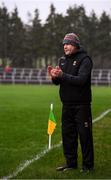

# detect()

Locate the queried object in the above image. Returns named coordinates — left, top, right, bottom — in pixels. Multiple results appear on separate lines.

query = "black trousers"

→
left=61, top=103, right=94, bottom=168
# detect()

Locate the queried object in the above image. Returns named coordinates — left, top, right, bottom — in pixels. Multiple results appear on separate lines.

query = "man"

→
left=48, top=33, right=94, bottom=173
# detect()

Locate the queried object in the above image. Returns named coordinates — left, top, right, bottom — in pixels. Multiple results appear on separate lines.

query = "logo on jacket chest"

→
left=73, top=60, right=77, bottom=66
left=61, top=62, right=65, bottom=66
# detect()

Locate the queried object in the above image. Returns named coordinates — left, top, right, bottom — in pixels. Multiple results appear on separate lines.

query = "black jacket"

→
left=52, top=48, right=93, bottom=104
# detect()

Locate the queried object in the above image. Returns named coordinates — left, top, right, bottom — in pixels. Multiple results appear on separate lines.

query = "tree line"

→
left=0, top=3, right=111, bottom=68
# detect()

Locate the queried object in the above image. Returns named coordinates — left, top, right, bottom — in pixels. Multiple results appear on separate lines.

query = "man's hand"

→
left=47, top=65, right=63, bottom=78
left=55, top=66, right=63, bottom=77
left=47, top=65, right=52, bottom=76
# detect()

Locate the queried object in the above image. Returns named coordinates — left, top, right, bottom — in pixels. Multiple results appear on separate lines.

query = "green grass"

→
left=92, top=86, right=111, bottom=117
left=0, top=85, right=111, bottom=179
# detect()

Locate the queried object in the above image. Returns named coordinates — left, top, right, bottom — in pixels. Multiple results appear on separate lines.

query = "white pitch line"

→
left=2, top=143, right=62, bottom=180
left=93, top=109, right=111, bottom=123
left=2, top=108, right=111, bottom=180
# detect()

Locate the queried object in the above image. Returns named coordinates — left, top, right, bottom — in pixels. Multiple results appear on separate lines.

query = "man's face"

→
left=64, top=44, right=77, bottom=55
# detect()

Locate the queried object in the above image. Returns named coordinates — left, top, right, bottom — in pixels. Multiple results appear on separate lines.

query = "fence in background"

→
left=0, top=68, right=111, bottom=86
left=91, top=69, right=111, bottom=86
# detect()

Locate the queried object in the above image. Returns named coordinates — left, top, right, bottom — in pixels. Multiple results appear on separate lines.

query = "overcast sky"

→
left=0, top=0, right=111, bottom=24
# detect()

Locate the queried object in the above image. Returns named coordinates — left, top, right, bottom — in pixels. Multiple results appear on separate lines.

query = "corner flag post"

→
left=48, top=103, right=53, bottom=149
left=49, top=133, right=51, bottom=150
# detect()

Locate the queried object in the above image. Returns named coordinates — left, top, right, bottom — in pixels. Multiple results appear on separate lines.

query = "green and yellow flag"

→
left=47, top=104, right=56, bottom=135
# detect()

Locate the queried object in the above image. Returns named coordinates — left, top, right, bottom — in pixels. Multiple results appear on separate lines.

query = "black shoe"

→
left=56, top=165, right=77, bottom=172
left=80, top=167, right=94, bottom=174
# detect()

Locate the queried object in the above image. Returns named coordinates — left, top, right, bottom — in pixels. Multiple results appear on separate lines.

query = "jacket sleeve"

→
left=61, top=57, right=93, bottom=86
left=52, top=77, right=61, bottom=85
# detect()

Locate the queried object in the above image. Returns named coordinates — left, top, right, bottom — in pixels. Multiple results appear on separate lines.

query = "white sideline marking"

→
left=2, top=143, right=62, bottom=180
left=2, top=109, right=111, bottom=180
left=93, top=109, right=111, bottom=123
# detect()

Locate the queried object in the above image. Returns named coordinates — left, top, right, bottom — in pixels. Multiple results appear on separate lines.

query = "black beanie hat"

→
left=63, top=33, right=80, bottom=47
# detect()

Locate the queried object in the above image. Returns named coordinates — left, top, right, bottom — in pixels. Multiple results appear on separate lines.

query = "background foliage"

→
left=0, top=3, right=111, bottom=68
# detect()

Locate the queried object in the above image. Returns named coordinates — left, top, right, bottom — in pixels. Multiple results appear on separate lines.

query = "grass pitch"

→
left=0, top=85, right=111, bottom=179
